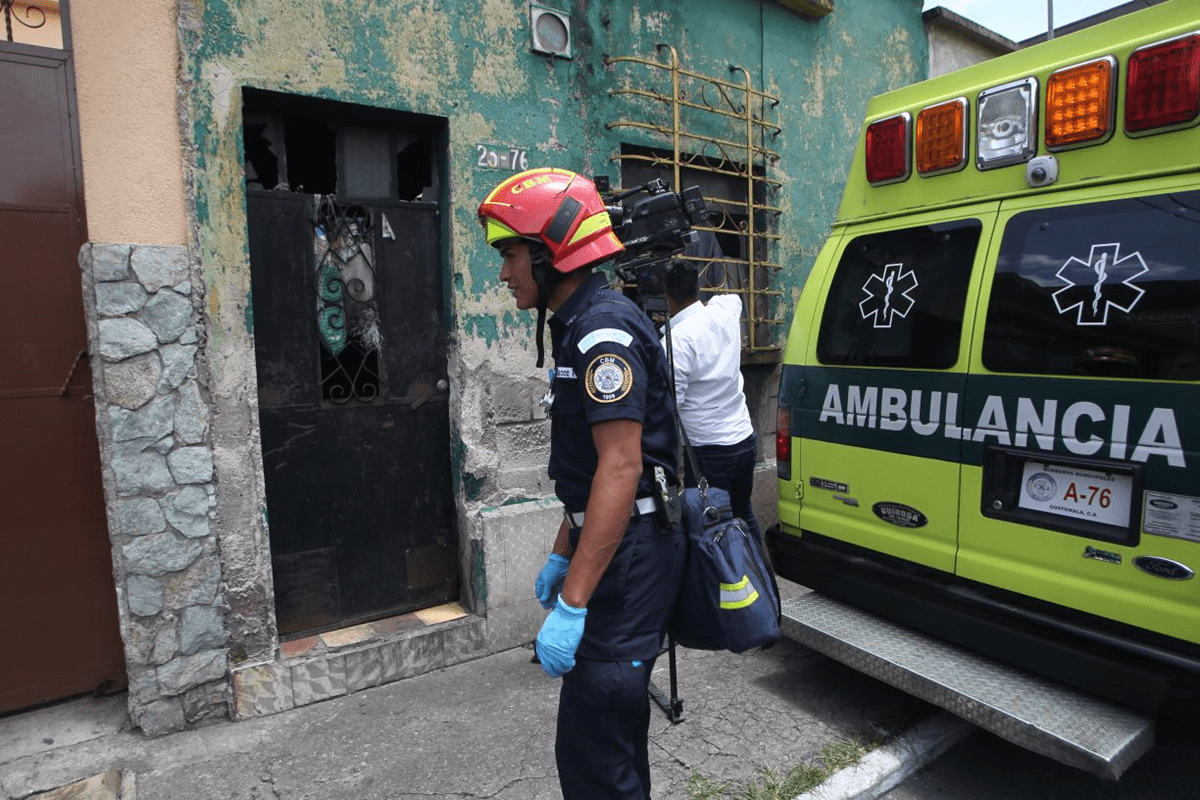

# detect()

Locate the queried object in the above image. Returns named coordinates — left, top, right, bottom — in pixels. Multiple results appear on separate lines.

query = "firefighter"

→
left=478, top=167, right=686, bottom=799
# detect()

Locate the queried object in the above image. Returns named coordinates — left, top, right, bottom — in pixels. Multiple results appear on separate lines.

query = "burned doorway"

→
left=243, top=89, right=456, bottom=637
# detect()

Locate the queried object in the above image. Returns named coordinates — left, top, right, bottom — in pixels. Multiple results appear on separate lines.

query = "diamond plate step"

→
left=781, top=592, right=1154, bottom=780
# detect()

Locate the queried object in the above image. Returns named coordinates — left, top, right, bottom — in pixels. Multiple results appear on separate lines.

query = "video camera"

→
left=595, top=177, right=710, bottom=313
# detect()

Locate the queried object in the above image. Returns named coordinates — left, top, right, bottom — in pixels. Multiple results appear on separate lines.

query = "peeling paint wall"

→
left=176, top=0, right=924, bottom=645
left=70, top=0, right=927, bottom=733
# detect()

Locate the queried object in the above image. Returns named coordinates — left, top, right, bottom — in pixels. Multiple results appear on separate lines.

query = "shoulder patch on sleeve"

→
left=578, top=327, right=634, bottom=354
left=585, top=354, right=634, bottom=403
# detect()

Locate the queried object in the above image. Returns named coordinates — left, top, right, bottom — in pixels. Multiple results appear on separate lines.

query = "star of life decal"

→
left=1051, top=243, right=1148, bottom=326
left=859, top=263, right=918, bottom=329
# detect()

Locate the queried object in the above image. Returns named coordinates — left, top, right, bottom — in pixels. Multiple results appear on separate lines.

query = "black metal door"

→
left=248, top=191, right=456, bottom=636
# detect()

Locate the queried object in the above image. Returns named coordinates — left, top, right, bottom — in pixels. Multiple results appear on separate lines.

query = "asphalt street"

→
left=8, top=576, right=1194, bottom=800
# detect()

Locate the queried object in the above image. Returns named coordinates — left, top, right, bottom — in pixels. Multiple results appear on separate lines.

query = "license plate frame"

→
left=981, top=447, right=1143, bottom=546
left=1018, top=462, right=1134, bottom=528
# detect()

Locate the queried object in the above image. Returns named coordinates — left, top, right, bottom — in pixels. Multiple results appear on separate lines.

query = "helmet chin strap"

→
left=529, top=246, right=562, bottom=369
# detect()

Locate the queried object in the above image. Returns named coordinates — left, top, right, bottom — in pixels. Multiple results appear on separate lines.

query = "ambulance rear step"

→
left=781, top=591, right=1155, bottom=780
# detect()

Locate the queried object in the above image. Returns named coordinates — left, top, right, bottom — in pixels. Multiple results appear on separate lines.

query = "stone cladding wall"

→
left=79, top=243, right=228, bottom=735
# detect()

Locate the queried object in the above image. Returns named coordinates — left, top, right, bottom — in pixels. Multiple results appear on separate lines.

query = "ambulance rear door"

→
left=957, top=178, right=1200, bottom=647
left=794, top=203, right=998, bottom=573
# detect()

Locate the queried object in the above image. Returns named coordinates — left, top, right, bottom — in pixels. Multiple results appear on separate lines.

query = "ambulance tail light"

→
left=864, top=112, right=911, bottom=185
left=916, top=98, right=968, bottom=175
left=1045, top=56, right=1116, bottom=150
left=1125, top=32, right=1200, bottom=135
left=776, top=403, right=792, bottom=481
left=976, top=77, right=1038, bottom=170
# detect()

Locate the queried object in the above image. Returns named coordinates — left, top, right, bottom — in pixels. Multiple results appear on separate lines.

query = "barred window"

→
left=606, top=46, right=783, bottom=360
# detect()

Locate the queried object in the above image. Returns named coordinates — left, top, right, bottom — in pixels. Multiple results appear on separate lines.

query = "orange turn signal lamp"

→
left=916, top=98, right=968, bottom=175
left=1046, top=56, right=1116, bottom=149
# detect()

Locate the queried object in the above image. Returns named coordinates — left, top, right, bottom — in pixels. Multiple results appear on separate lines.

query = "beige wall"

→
left=925, top=12, right=1017, bottom=80
left=71, top=0, right=187, bottom=245
left=926, top=25, right=1010, bottom=78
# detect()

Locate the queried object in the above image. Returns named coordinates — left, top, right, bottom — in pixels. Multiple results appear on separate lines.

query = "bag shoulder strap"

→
left=662, top=312, right=711, bottom=504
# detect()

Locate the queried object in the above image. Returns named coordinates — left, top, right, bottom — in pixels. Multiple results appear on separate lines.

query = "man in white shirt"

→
left=661, top=263, right=761, bottom=541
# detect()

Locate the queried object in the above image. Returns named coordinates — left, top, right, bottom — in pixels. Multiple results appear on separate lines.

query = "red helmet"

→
left=478, top=167, right=624, bottom=274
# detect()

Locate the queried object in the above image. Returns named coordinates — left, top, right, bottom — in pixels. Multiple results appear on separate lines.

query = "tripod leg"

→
left=647, top=633, right=685, bottom=723
left=666, top=633, right=684, bottom=722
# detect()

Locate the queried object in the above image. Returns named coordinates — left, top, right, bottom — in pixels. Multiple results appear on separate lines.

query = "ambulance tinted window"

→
left=983, top=191, right=1200, bottom=381
left=817, top=220, right=980, bottom=368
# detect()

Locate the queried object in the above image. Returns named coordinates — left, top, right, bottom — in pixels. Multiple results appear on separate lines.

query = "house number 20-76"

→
left=476, top=144, right=529, bottom=172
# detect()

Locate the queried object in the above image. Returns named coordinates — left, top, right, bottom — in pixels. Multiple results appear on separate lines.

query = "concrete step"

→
left=781, top=592, right=1154, bottom=780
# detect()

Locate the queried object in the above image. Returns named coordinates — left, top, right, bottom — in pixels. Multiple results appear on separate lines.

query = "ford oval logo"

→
left=872, top=502, right=927, bottom=529
left=1133, top=556, right=1194, bottom=581
left=1148, top=498, right=1178, bottom=510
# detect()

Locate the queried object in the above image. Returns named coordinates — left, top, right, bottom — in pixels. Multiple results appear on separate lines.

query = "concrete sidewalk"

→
left=1, top=632, right=936, bottom=800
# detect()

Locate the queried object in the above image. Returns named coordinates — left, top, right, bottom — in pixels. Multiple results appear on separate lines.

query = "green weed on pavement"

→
left=685, top=738, right=874, bottom=800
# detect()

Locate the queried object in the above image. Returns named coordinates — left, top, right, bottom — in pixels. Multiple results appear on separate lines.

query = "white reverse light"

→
left=977, top=77, right=1039, bottom=170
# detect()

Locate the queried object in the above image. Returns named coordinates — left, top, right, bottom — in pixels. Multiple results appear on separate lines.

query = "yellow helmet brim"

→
left=482, top=217, right=520, bottom=247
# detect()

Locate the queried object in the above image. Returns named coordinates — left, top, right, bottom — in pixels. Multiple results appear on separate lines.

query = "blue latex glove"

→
left=536, top=595, right=587, bottom=678
left=535, top=553, right=571, bottom=609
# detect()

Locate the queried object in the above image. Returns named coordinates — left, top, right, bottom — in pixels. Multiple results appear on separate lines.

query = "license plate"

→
left=1018, top=461, right=1133, bottom=529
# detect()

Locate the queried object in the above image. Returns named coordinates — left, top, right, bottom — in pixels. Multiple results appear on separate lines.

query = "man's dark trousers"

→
left=683, top=432, right=761, bottom=542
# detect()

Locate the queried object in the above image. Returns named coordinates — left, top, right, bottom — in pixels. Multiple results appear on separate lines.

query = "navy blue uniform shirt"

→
left=546, top=270, right=679, bottom=512
left=545, top=270, right=684, bottom=661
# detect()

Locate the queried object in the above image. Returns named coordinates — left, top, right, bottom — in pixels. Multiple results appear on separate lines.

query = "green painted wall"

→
left=181, top=0, right=926, bottom=356
left=176, top=0, right=927, bottom=664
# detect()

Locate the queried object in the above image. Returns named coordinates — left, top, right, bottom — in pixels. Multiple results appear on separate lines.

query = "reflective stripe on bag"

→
left=719, top=575, right=760, bottom=610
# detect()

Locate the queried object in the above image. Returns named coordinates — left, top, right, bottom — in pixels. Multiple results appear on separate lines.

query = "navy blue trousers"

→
left=556, top=657, right=656, bottom=800
left=555, top=511, right=683, bottom=798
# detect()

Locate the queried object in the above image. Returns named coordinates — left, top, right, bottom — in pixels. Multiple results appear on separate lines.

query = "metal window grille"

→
left=2, top=0, right=63, bottom=48
left=606, top=44, right=783, bottom=359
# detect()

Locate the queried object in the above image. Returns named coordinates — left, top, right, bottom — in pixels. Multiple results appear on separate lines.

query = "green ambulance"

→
left=769, top=0, right=1200, bottom=722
